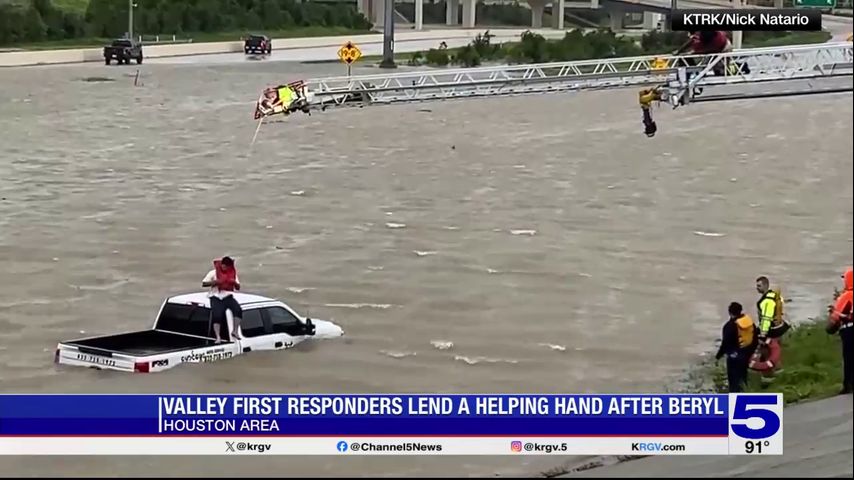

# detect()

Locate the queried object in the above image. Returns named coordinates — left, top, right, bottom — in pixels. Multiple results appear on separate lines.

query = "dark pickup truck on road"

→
left=104, top=38, right=143, bottom=65
left=244, top=34, right=272, bottom=55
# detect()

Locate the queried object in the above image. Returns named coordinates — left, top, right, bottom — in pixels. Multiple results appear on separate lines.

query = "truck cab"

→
left=55, top=292, right=343, bottom=373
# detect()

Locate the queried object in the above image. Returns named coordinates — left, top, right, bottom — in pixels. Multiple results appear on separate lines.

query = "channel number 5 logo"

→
left=728, top=394, right=783, bottom=455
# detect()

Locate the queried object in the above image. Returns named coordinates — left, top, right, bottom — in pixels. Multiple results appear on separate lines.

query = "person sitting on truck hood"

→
left=202, top=256, right=243, bottom=343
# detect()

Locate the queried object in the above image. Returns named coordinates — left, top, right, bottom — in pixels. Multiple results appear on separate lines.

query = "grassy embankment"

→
left=694, top=288, right=847, bottom=405
left=711, top=322, right=844, bottom=404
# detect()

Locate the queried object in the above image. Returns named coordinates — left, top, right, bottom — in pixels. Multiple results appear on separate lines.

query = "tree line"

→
left=0, top=0, right=372, bottom=46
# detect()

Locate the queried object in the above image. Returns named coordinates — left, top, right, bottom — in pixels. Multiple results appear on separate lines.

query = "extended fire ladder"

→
left=257, top=42, right=852, bottom=135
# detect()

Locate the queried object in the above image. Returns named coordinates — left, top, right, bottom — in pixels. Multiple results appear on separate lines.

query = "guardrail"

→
left=137, top=35, right=194, bottom=45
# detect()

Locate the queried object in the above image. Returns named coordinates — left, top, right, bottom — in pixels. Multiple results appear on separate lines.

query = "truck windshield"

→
left=155, top=303, right=213, bottom=338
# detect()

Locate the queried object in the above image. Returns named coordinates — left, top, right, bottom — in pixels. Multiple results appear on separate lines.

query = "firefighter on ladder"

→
left=638, top=87, right=663, bottom=137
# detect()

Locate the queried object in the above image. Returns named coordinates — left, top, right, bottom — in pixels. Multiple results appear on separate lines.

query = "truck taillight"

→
left=134, top=361, right=150, bottom=373
left=54, top=349, right=60, bottom=363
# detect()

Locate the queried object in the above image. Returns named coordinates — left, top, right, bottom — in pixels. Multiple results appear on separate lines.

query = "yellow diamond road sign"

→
left=651, top=57, right=668, bottom=71
left=338, top=41, right=362, bottom=65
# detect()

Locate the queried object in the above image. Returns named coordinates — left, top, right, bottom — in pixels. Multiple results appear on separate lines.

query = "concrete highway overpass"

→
left=358, top=0, right=852, bottom=34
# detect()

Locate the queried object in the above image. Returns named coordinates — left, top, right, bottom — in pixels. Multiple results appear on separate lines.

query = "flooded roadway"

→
left=0, top=56, right=851, bottom=477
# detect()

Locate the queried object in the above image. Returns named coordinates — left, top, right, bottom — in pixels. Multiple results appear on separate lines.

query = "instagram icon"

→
left=510, top=441, right=523, bottom=452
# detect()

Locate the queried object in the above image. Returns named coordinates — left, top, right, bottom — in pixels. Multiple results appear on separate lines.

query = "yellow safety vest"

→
left=277, top=87, right=294, bottom=106
left=757, top=290, right=783, bottom=336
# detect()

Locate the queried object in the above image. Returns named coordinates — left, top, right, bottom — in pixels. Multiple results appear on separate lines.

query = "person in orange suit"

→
left=827, top=267, right=853, bottom=395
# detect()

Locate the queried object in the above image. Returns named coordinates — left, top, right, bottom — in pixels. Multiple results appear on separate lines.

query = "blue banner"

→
left=0, top=394, right=730, bottom=436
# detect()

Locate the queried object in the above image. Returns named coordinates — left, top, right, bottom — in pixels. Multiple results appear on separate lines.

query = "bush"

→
left=453, top=44, right=481, bottom=67
left=640, top=30, right=689, bottom=54
left=408, top=50, right=425, bottom=66
left=470, top=30, right=500, bottom=61
left=23, top=7, right=48, bottom=42
left=425, top=46, right=450, bottom=67
left=415, top=27, right=833, bottom=69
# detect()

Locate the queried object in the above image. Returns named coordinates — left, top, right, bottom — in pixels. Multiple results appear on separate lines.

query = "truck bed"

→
left=64, top=330, right=213, bottom=356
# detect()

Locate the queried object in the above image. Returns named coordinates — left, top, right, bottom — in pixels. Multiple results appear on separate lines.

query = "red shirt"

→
left=213, top=259, right=238, bottom=292
left=691, top=31, right=728, bottom=54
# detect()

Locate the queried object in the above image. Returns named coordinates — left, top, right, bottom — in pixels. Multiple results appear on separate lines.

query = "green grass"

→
left=709, top=320, right=845, bottom=405
left=361, top=46, right=464, bottom=62
left=743, top=30, right=832, bottom=48
left=10, top=27, right=372, bottom=50
left=0, top=0, right=88, bottom=12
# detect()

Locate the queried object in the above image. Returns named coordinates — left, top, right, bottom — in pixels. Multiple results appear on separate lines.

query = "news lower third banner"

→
left=671, top=9, right=822, bottom=31
left=0, top=394, right=783, bottom=455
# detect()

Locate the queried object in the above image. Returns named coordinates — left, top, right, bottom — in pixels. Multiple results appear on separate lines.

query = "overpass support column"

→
left=462, top=0, right=477, bottom=28
left=552, top=0, right=566, bottom=29
left=731, top=0, right=743, bottom=48
left=528, top=0, right=546, bottom=28
left=415, top=0, right=423, bottom=30
left=773, top=0, right=783, bottom=6
left=446, top=0, right=460, bottom=25
left=642, top=11, right=662, bottom=29
left=373, top=0, right=385, bottom=27
left=608, top=9, right=623, bottom=31
left=591, top=0, right=598, bottom=7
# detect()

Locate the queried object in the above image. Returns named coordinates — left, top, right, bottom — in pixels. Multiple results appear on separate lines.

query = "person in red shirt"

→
left=675, top=30, right=734, bottom=78
left=676, top=30, right=733, bottom=56
left=201, top=256, right=243, bottom=344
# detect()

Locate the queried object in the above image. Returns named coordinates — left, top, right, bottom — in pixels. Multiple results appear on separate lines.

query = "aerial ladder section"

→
left=253, top=42, right=853, bottom=136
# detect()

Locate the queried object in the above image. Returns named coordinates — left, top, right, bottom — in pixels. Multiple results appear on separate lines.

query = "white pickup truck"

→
left=54, top=292, right=343, bottom=373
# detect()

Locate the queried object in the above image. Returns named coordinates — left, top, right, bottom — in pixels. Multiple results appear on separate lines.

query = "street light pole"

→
left=732, top=0, right=743, bottom=49
left=379, top=0, right=396, bottom=69
left=669, top=0, right=676, bottom=31
left=128, top=0, right=134, bottom=40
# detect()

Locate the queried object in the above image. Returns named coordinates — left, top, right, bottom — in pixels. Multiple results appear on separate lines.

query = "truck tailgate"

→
left=57, top=345, right=136, bottom=372
left=64, top=330, right=212, bottom=356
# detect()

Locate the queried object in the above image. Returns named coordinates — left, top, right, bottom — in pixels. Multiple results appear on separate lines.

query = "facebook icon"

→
left=337, top=441, right=349, bottom=452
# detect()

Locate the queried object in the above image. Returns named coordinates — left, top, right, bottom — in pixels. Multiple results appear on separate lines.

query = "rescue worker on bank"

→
left=749, top=276, right=789, bottom=375
left=716, top=302, right=757, bottom=393
left=827, top=267, right=853, bottom=395
left=756, top=276, right=790, bottom=340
